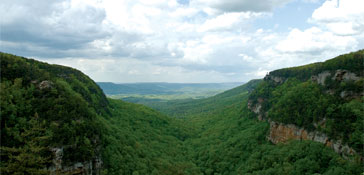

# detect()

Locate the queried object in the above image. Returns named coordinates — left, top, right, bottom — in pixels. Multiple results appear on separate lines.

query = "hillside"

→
left=1, top=51, right=363, bottom=175
left=248, top=50, right=364, bottom=157
left=0, top=53, right=197, bottom=174
left=138, top=79, right=262, bottom=117
left=1, top=52, right=110, bottom=174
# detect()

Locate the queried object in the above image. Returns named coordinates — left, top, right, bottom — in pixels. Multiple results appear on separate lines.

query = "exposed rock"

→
left=265, top=75, right=284, bottom=84
left=340, top=91, right=351, bottom=98
left=253, top=103, right=261, bottom=114
left=38, top=80, right=53, bottom=90
left=268, top=121, right=357, bottom=158
left=248, top=99, right=264, bottom=120
left=311, top=71, right=331, bottom=85
left=340, top=90, right=363, bottom=100
left=252, top=68, right=363, bottom=159
left=313, top=118, right=326, bottom=128
left=49, top=147, right=63, bottom=173
left=248, top=98, right=264, bottom=114
left=333, top=69, right=360, bottom=81
left=49, top=147, right=102, bottom=175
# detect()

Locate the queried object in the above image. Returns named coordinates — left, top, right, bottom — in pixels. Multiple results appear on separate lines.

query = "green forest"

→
left=1, top=51, right=363, bottom=175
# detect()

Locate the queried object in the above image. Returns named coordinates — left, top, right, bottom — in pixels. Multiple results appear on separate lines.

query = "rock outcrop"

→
left=311, top=71, right=331, bottom=85
left=264, top=75, right=285, bottom=84
left=248, top=69, right=363, bottom=158
left=333, top=69, right=360, bottom=81
left=268, top=121, right=357, bottom=158
left=38, top=80, right=54, bottom=90
left=311, top=69, right=361, bottom=86
left=49, top=147, right=102, bottom=175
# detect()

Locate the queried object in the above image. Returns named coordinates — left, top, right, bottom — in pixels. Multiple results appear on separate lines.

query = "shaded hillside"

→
left=1, top=52, right=107, bottom=174
left=1, top=52, right=362, bottom=175
left=165, top=78, right=362, bottom=174
left=248, top=50, right=364, bottom=157
left=0, top=53, right=197, bottom=174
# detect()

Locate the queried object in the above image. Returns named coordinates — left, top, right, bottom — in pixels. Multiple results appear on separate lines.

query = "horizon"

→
left=96, top=81, right=245, bottom=84
left=1, top=0, right=363, bottom=83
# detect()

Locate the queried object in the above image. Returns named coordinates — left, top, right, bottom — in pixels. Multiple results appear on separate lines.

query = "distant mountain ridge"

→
left=97, top=82, right=244, bottom=95
left=1, top=51, right=363, bottom=175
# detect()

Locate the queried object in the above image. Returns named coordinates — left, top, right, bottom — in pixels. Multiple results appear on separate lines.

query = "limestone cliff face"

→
left=248, top=69, right=363, bottom=158
left=263, top=75, right=285, bottom=84
left=268, top=121, right=357, bottom=157
left=247, top=98, right=264, bottom=120
left=49, top=147, right=102, bottom=175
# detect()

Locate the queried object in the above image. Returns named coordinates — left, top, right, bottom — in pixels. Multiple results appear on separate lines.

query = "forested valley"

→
left=1, top=50, right=363, bottom=175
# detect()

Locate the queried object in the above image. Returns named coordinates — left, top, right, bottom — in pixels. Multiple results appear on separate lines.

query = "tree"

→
left=1, top=115, right=52, bottom=175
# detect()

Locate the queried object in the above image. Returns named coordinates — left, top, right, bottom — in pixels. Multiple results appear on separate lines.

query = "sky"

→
left=1, top=0, right=363, bottom=83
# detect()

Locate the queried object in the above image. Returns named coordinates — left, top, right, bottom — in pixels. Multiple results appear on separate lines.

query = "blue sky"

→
left=1, top=0, right=363, bottom=83
left=254, top=0, right=322, bottom=32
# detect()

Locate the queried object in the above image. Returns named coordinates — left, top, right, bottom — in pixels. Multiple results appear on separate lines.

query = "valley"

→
left=97, top=82, right=244, bottom=102
left=1, top=50, right=363, bottom=175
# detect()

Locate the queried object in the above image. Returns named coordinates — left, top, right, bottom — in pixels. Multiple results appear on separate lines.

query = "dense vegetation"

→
left=98, top=99, right=200, bottom=175
left=1, top=52, right=363, bottom=174
left=249, top=50, right=364, bottom=155
left=131, top=79, right=262, bottom=117
left=1, top=52, right=107, bottom=174
left=148, top=79, right=362, bottom=174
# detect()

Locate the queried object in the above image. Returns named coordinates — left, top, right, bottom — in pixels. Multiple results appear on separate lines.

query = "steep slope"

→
left=1, top=51, right=362, bottom=175
left=162, top=78, right=362, bottom=174
left=0, top=53, right=197, bottom=175
left=248, top=50, right=364, bottom=157
left=1, top=52, right=107, bottom=174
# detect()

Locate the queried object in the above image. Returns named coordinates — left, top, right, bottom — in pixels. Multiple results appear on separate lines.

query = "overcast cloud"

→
left=1, top=0, right=363, bottom=83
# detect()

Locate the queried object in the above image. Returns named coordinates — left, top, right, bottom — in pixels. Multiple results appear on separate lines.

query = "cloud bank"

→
left=1, top=0, right=363, bottom=83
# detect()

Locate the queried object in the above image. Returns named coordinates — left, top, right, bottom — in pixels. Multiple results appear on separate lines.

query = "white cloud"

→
left=302, top=0, right=322, bottom=3
left=1, top=0, right=364, bottom=83
left=310, top=0, right=364, bottom=35
left=198, top=12, right=260, bottom=32
left=276, top=27, right=357, bottom=53
left=43, top=57, right=236, bottom=83
left=191, top=0, right=292, bottom=13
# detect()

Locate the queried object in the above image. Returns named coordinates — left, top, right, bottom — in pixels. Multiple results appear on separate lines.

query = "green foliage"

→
left=1, top=117, right=52, bottom=175
left=248, top=50, right=364, bottom=155
left=98, top=99, right=200, bottom=175
left=1, top=53, right=104, bottom=170
left=240, top=141, right=361, bottom=175
left=1, top=52, right=362, bottom=175
left=254, top=77, right=364, bottom=153
left=268, top=49, right=364, bottom=80
left=140, top=79, right=362, bottom=174
left=268, top=81, right=330, bottom=130
left=140, top=79, right=262, bottom=117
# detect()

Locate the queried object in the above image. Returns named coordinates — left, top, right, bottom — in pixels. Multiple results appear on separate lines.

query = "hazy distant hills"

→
left=97, top=82, right=244, bottom=95
left=2, top=51, right=363, bottom=175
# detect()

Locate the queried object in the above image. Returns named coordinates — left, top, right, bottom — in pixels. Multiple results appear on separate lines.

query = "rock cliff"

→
left=49, top=147, right=102, bottom=175
left=248, top=57, right=363, bottom=158
left=268, top=121, right=357, bottom=158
